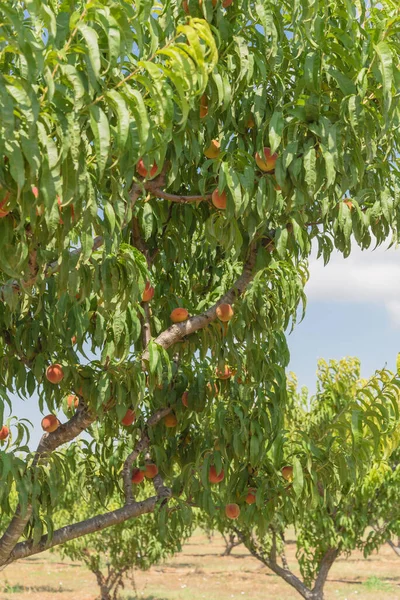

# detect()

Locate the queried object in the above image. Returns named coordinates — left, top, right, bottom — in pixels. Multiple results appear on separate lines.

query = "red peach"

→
left=216, top=303, right=234, bottom=322
left=142, top=281, right=155, bottom=302
left=131, top=468, right=145, bottom=484
left=136, top=159, right=158, bottom=179
left=46, top=364, right=64, bottom=384
left=67, top=394, right=79, bottom=409
left=209, top=465, right=224, bottom=483
left=121, top=409, right=136, bottom=426
left=182, top=391, right=189, bottom=407
left=225, top=503, right=240, bottom=519
left=0, top=426, right=9, bottom=441
left=170, top=308, right=189, bottom=323
left=245, top=488, right=257, bottom=504
left=255, top=147, right=278, bottom=172
left=212, top=189, right=227, bottom=210
left=41, top=415, right=60, bottom=433
left=144, top=463, right=158, bottom=479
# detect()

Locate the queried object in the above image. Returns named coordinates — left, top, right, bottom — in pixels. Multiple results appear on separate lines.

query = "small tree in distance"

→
left=205, top=358, right=400, bottom=600
left=55, top=446, right=192, bottom=600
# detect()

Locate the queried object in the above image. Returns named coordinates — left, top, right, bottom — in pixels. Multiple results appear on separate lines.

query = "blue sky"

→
left=5, top=242, right=400, bottom=448
left=289, top=242, right=400, bottom=393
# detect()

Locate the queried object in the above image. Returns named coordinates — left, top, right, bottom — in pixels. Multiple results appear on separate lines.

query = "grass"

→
left=1, top=531, right=400, bottom=599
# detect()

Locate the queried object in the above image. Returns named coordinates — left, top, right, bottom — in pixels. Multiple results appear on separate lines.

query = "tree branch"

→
left=7, top=496, right=158, bottom=564
left=312, top=548, right=339, bottom=596
left=122, top=408, right=171, bottom=504
left=142, top=244, right=259, bottom=362
left=150, top=188, right=212, bottom=203
left=234, top=528, right=312, bottom=600
left=387, top=538, right=400, bottom=557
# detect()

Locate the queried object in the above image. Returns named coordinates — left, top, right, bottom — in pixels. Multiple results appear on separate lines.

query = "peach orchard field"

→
left=1, top=531, right=400, bottom=600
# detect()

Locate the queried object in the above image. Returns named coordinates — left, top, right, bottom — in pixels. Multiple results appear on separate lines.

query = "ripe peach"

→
left=165, top=413, right=178, bottom=428
left=31, top=185, right=39, bottom=199
left=216, top=365, right=233, bottom=380
left=41, top=415, right=60, bottom=433
left=344, top=198, right=353, bottom=210
left=209, top=465, right=224, bottom=483
left=222, top=0, right=233, bottom=5
left=225, top=503, right=240, bottom=519
left=142, top=281, right=154, bottom=302
left=0, top=426, right=9, bottom=440
left=200, top=94, right=208, bottom=118
left=204, top=140, right=220, bottom=159
left=216, top=303, right=233, bottom=322
left=136, top=159, right=158, bottom=179
left=182, top=391, right=189, bottom=407
left=212, top=189, right=227, bottom=210
left=170, top=308, right=189, bottom=323
left=0, top=195, right=10, bottom=218
left=71, top=335, right=77, bottom=345
left=121, top=409, right=136, bottom=426
left=255, top=147, right=278, bottom=172
left=131, top=468, right=145, bottom=484
left=46, top=364, right=64, bottom=384
left=144, top=463, right=158, bottom=479
left=245, top=488, right=256, bottom=504
left=67, top=394, right=79, bottom=409
left=281, top=466, right=293, bottom=481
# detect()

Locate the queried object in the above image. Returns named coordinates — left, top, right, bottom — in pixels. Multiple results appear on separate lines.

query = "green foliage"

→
left=199, top=358, right=400, bottom=594
left=0, top=0, right=399, bottom=570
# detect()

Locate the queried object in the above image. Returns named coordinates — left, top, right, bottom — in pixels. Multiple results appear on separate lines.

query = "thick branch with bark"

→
left=7, top=496, right=158, bottom=564
left=142, top=244, right=259, bottom=362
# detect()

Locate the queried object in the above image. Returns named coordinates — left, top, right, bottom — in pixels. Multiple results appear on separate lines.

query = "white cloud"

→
left=306, top=243, right=400, bottom=326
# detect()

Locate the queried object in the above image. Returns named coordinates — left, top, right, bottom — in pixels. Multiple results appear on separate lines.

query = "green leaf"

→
left=89, top=105, right=110, bottom=179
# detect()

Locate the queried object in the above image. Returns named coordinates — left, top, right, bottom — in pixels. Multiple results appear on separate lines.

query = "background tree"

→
left=55, top=446, right=192, bottom=600
left=0, top=0, right=399, bottom=568
left=231, top=358, right=400, bottom=600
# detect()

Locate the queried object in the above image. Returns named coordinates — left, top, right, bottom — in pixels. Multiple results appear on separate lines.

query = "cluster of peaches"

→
left=136, top=144, right=278, bottom=212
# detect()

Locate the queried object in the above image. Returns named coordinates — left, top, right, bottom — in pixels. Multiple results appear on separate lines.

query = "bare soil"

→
left=1, top=531, right=400, bottom=600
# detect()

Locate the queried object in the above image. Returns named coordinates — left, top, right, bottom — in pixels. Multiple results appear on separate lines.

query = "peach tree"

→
left=0, top=0, right=400, bottom=567
left=55, top=445, right=192, bottom=600
left=227, top=358, right=400, bottom=600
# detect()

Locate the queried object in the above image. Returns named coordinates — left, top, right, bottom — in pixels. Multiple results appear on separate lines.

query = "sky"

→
left=5, top=240, right=400, bottom=448
left=288, top=241, right=400, bottom=393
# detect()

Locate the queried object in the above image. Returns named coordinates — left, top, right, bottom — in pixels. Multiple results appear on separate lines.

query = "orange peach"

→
left=46, top=364, right=64, bottom=384
left=0, top=425, right=9, bottom=441
left=144, top=463, right=158, bottom=479
left=121, top=409, right=136, bottom=426
left=255, top=147, right=278, bottom=172
left=170, top=308, right=189, bottom=323
left=216, top=365, right=233, bottom=380
left=0, top=195, right=10, bottom=218
left=281, top=466, right=293, bottom=481
left=142, top=281, right=155, bottom=302
left=136, top=159, right=158, bottom=179
left=165, top=413, right=178, bottom=428
left=131, top=468, right=145, bottom=484
left=222, top=0, right=233, bottom=5
left=209, top=465, right=224, bottom=483
left=216, top=303, right=233, bottom=322
left=41, top=415, right=60, bottom=433
left=182, top=391, right=189, bottom=408
left=67, top=394, right=79, bottom=409
left=204, top=140, right=220, bottom=159
left=200, top=94, right=208, bottom=118
left=225, top=503, right=240, bottom=519
left=212, top=189, right=227, bottom=210
left=245, top=488, right=256, bottom=504
left=31, top=185, right=39, bottom=198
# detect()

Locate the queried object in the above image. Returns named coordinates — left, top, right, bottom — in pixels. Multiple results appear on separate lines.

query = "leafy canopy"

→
left=0, top=0, right=399, bottom=566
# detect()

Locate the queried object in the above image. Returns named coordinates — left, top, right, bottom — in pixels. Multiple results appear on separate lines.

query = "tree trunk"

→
left=222, top=532, right=241, bottom=556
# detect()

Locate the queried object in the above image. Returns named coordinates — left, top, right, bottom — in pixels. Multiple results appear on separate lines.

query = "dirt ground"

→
left=1, top=531, right=400, bottom=600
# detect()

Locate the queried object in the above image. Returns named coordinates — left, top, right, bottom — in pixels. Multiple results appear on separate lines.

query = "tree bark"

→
left=387, top=538, right=400, bottom=557
left=222, top=532, right=241, bottom=556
